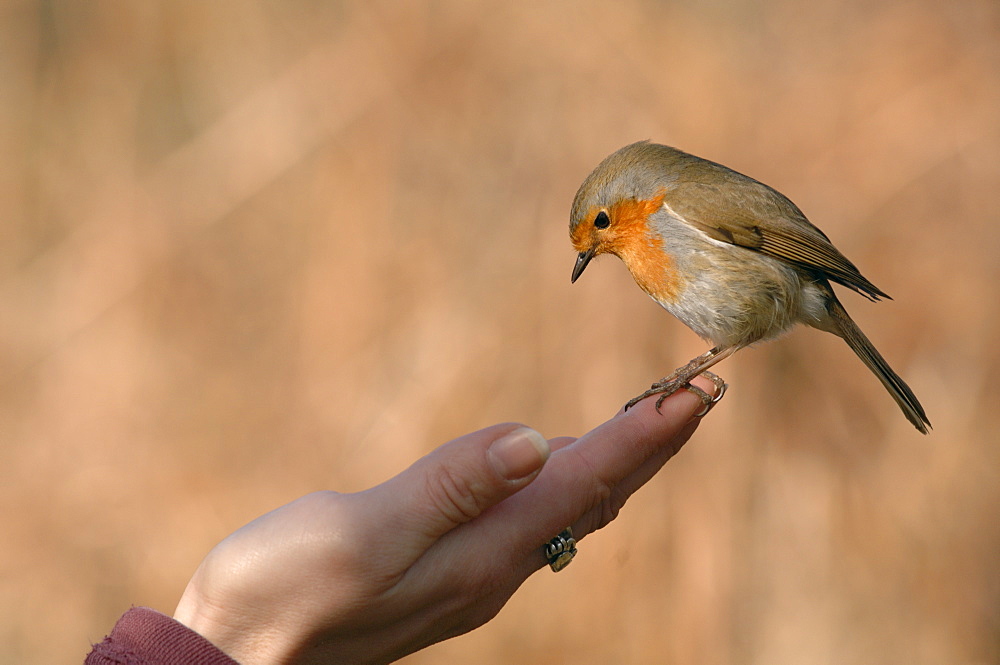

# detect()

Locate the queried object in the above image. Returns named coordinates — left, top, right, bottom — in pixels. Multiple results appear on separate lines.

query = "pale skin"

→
left=171, top=376, right=720, bottom=665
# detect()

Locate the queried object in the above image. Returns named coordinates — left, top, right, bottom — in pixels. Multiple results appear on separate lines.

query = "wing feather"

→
left=665, top=167, right=889, bottom=301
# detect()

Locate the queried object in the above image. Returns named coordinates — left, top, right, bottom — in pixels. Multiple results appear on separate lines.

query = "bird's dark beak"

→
left=571, top=247, right=596, bottom=283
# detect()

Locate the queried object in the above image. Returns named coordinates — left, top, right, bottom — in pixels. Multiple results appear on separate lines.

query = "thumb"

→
left=374, top=424, right=552, bottom=547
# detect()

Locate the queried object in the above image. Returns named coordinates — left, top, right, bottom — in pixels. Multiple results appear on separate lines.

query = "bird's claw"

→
left=625, top=370, right=727, bottom=416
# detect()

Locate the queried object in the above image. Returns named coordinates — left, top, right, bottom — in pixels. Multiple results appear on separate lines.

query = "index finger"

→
left=493, top=378, right=717, bottom=558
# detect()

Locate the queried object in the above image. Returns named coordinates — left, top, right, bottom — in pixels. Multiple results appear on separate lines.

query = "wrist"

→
left=173, top=579, right=290, bottom=665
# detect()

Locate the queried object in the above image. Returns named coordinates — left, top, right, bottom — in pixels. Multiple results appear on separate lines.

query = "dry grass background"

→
left=1, top=1, right=998, bottom=663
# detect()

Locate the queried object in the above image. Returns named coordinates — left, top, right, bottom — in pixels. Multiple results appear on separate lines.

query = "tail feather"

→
left=827, top=298, right=931, bottom=434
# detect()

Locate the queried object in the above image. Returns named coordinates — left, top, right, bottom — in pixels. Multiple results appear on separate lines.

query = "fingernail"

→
left=488, top=427, right=551, bottom=481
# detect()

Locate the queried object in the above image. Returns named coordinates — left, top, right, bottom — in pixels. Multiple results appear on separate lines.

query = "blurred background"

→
left=2, top=1, right=998, bottom=663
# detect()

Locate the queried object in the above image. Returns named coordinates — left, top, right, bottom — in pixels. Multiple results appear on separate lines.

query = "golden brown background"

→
left=2, top=1, right=998, bottom=663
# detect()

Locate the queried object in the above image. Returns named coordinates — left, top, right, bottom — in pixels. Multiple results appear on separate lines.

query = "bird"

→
left=569, top=141, right=930, bottom=434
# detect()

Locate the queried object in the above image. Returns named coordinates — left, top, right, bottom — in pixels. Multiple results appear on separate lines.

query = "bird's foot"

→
left=624, top=370, right=727, bottom=415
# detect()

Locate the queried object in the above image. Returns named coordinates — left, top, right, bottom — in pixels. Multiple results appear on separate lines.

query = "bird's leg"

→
left=624, top=346, right=737, bottom=413
left=625, top=349, right=717, bottom=409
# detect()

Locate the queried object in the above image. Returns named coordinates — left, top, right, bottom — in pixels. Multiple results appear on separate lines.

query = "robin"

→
left=569, top=141, right=930, bottom=434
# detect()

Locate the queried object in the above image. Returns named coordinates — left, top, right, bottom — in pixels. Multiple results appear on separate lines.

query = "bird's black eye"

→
left=594, top=211, right=610, bottom=229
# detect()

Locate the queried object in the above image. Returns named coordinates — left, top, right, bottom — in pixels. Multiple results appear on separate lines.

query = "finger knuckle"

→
left=571, top=450, right=628, bottom=532
left=424, top=462, right=489, bottom=525
left=596, top=485, right=629, bottom=530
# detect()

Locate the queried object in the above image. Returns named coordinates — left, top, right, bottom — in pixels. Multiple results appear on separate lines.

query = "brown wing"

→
left=665, top=166, right=889, bottom=301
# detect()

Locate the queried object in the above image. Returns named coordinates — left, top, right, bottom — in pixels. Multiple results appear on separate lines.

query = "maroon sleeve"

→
left=85, top=606, right=240, bottom=665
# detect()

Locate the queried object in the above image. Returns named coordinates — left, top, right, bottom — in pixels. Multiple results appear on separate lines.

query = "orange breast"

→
left=605, top=194, right=683, bottom=304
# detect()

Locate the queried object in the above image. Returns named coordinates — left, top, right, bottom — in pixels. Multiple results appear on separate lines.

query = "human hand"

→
left=172, top=377, right=722, bottom=665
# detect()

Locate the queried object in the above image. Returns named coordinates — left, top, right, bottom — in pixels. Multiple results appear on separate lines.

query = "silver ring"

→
left=544, top=527, right=577, bottom=572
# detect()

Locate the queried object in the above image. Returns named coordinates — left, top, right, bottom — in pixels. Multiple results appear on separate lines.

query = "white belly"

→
left=651, top=218, right=830, bottom=348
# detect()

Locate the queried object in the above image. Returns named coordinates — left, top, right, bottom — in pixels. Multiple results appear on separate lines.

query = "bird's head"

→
left=569, top=141, right=683, bottom=283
